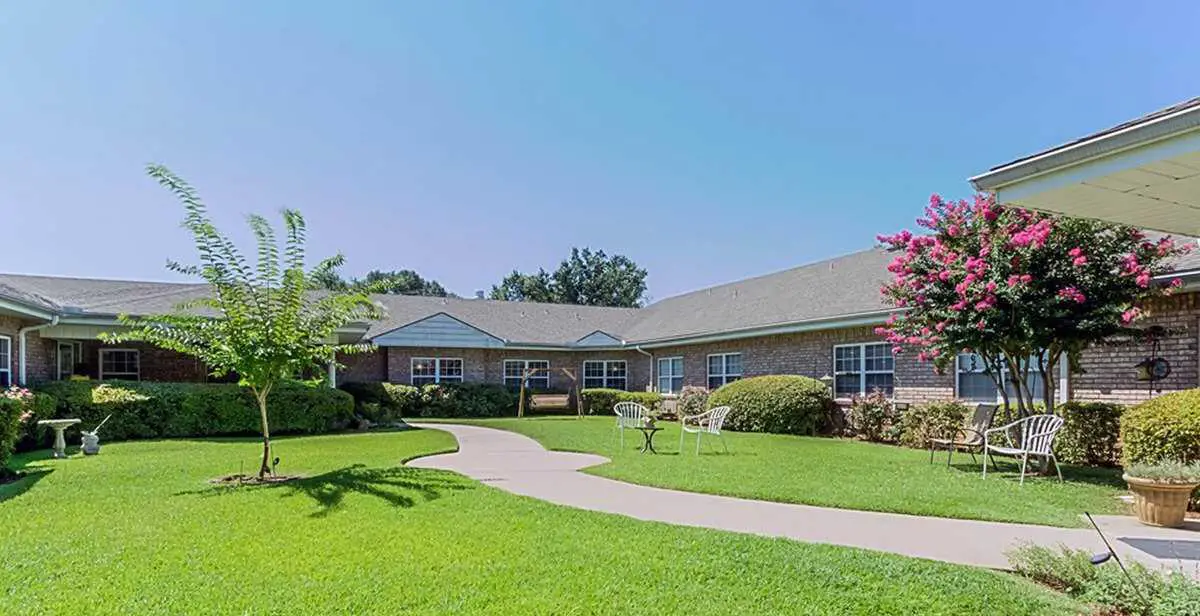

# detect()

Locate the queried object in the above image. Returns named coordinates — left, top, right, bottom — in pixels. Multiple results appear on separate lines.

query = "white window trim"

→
left=410, top=357, right=464, bottom=385
left=504, top=359, right=550, bottom=389
left=0, top=335, right=11, bottom=385
left=832, top=342, right=894, bottom=399
left=657, top=356, right=684, bottom=394
left=954, top=352, right=1069, bottom=404
left=99, top=348, right=140, bottom=381
left=582, top=360, right=628, bottom=390
left=707, top=352, right=743, bottom=389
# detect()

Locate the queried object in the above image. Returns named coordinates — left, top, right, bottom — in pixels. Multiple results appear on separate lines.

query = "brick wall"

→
left=0, top=315, right=57, bottom=385
left=379, top=347, right=652, bottom=391
left=75, top=340, right=209, bottom=382
left=337, top=349, right=388, bottom=384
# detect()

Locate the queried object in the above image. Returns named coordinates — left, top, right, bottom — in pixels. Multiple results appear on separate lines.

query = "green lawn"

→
left=447, top=416, right=1128, bottom=527
left=0, top=430, right=1082, bottom=615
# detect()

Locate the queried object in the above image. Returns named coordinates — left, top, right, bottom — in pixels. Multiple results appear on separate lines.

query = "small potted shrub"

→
left=1122, top=461, right=1200, bottom=528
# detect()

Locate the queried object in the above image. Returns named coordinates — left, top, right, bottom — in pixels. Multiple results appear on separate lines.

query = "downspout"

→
left=18, top=315, right=59, bottom=386
left=634, top=345, right=654, bottom=392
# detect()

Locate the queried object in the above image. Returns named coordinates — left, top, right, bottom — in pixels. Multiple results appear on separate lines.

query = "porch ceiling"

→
left=971, top=98, right=1200, bottom=235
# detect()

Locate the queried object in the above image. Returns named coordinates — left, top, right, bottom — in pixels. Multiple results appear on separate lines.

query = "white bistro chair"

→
left=680, top=406, right=733, bottom=454
left=982, top=414, right=1065, bottom=485
left=613, top=402, right=649, bottom=449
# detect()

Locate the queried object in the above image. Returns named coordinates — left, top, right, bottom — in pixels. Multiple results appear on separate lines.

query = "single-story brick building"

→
left=2, top=246, right=1198, bottom=407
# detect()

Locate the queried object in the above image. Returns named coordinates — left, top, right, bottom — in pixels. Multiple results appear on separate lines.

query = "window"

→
left=707, top=353, right=742, bottom=389
left=504, top=359, right=550, bottom=390
left=956, top=352, right=1066, bottom=403
left=583, top=360, right=626, bottom=390
left=58, top=342, right=83, bottom=380
left=833, top=343, right=894, bottom=398
left=657, top=357, right=683, bottom=394
left=99, top=349, right=140, bottom=380
left=0, top=335, right=10, bottom=387
left=411, top=358, right=463, bottom=386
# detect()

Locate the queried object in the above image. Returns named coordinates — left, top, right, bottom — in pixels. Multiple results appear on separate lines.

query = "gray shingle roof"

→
left=3, top=243, right=1197, bottom=346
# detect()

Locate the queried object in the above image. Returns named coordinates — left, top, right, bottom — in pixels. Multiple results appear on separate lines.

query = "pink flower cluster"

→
left=1009, top=218, right=1054, bottom=248
left=1068, top=247, right=1087, bottom=267
left=1057, top=286, right=1086, bottom=304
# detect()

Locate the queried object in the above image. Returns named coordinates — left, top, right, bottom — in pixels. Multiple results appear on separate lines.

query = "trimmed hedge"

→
left=708, top=375, right=832, bottom=435
left=25, top=380, right=353, bottom=449
left=1122, top=389, right=1200, bottom=465
left=1, top=398, right=29, bottom=473
left=580, top=389, right=663, bottom=415
left=340, top=381, right=524, bottom=419
left=897, top=401, right=969, bottom=449
left=1054, top=401, right=1123, bottom=466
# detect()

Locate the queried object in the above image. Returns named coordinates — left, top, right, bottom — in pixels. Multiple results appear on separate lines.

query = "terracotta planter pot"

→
left=1123, top=475, right=1200, bottom=528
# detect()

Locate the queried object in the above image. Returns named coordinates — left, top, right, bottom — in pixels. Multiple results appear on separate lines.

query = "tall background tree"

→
left=877, top=194, right=1187, bottom=417
left=311, top=268, right=448, bottom=297
left=490, top=247, right=647, bottom=307
left=104, top=165, right=382, bottom=478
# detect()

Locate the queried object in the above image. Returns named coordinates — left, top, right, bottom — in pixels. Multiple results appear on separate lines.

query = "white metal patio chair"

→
left=680, top=406, right=733, bottom=454
left=614, top=402, right=648, bottom=449
left=982, top=413, right=1065, bottom=485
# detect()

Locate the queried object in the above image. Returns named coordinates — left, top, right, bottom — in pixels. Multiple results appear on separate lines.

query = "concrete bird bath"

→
left=37, top=419, right=81, bottom=459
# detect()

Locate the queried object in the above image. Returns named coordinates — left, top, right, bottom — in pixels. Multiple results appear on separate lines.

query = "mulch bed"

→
left=209, top=474, right=301, bottom=486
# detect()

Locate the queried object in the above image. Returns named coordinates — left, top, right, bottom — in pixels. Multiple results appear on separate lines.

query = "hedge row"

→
left=1121, top=389, right=1200, bottom=465
left=579, top=389, right=663, bottom=415
left=709, top=375, right=832, bottom=435
left=339, top=382, right=524, bottom=420
left=20, top=380, right=353, bottom=450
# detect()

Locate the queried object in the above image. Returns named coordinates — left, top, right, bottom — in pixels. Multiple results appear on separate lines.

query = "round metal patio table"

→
left=634, top=426, right=662, bottom=454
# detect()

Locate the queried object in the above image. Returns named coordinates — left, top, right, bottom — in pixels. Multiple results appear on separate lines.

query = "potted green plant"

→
left=1123, top=461, right=1200, bottom=528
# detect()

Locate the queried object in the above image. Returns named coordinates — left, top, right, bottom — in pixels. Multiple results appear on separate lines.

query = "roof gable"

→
left=575, top=330, right=623, bottom=347
left=372, top=312, right=505, bottom=348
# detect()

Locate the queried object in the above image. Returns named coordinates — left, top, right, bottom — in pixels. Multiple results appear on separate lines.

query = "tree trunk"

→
left=254, top=387, right=272, bottom=478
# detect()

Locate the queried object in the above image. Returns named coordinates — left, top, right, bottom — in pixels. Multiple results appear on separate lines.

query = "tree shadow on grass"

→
left=0, top=468, right=53, bottom=504
left=945, top=458, right=1126, bottom=489
left=176, top=464, right=475, bottom=517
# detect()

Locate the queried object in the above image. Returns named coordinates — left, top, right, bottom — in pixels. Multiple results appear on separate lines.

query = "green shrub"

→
left=0, top=391, right=41, bottom=475
left=1007, top=543, right=1191, bottom=616
left=708, top=375, right=832, bottom=435
left=25, top=380, right=353, bottom=449
left=898, top=401, right=968, bottom=449
left=848, top=390, right=897, bottom=442
left=413, top=383, right=522, bottom=418
left=677, top=386, right=709, bottom=418
left=579, top=389, right=663, bottom=415
left=1054, top=401, right=1123, bottom=466
left=1121, top=389, right=1200, bottom=465
left=1124, top=460, right=1200, bottom=483
left=339, top=382, right=420, bottom=421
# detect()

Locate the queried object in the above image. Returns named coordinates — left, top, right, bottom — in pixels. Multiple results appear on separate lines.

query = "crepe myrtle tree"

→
left=877, top=193, right=1188, bottom=418
left=103, top=165, right=383, bottom=478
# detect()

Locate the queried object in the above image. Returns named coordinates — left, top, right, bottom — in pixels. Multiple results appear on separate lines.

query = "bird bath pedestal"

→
left=37, top=419, right=81, bottom=459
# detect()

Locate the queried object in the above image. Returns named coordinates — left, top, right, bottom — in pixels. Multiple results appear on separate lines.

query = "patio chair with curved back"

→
left=983, top=413, right=1065, bottom=485
left=680, top=406, right=733, bottom=454
left=613, top=402, right=648, bottom=449
left=928, top=403, right=998, bottom=467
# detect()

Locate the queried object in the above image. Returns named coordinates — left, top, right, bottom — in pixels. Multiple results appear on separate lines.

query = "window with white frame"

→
left=0, top=335, right=11, bottom=387
left=956, top=352, right=1066, bottom=403
left=833, top=343, right=894, bottom=398
left=583, top=360, right=626, bottom=390
left=657, top=357, right=683, bottom=394
left=707, top=353, right=742, bottom=389
left=410, top=358, right=463, bottom=386
left=504, top=359, right=550, bottom=390
left=100, top=349, right=140, bottom=381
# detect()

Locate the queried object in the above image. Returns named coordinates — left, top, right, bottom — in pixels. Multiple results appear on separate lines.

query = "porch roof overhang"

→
left=970, top=98, right=1200, bottom=235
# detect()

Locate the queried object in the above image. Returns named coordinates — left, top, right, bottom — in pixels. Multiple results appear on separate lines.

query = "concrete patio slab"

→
left=408, top=422, right=1200, bottom=576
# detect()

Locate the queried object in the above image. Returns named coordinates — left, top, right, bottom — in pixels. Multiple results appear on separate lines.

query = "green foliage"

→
left=1054, top=401, right=1124, bottom=466
left=897, top=401, right=969, bottom=449
left=1125, top=460, right=1200, bottom=483
left=677, top=386, right=709, bottom=418
left=490, top=247, right=648, bottom=307
left=101, top=165, right=382, bottom=475
left=579, top=388, right=663, bottom=415
left=0, top=400, right=23, bottom=474
left=414, top=383, right=523, bottom=418
left=25, top=381, right=352, bottom=448
left=312, top=268, right=449, bottom=297
left=339, top=382, right=421, bottom=422
left=1007, top=543, right=1196, bottom=616
left=1121, top=389, right=1200, bottom=465
left=708, top=375, right=832, bottom=435
left=848, top=390, right=897, bottom=442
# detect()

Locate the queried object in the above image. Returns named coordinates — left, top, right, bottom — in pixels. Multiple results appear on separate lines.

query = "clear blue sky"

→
left=2, top=2, right=1197, bottom=301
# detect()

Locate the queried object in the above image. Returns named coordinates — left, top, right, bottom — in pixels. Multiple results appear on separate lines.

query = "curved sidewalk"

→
left=408, top=423, right=1198, bottom=573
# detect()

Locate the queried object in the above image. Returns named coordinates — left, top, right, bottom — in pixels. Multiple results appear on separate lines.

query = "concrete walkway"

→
left=408, top=423, right=1200, bottom=574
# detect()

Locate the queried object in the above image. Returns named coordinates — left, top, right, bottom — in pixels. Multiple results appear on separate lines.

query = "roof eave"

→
left=971, top=103, right=1200, bottom=193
